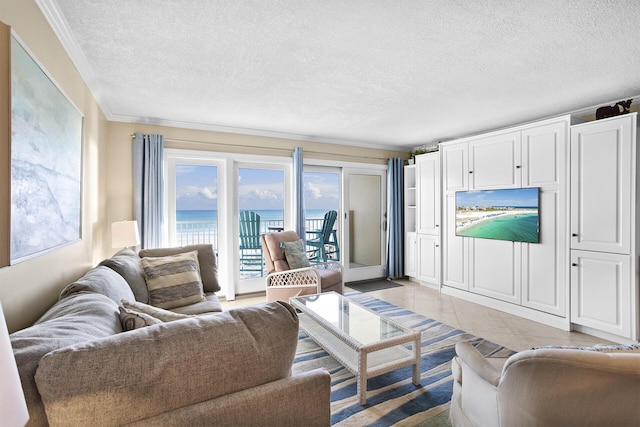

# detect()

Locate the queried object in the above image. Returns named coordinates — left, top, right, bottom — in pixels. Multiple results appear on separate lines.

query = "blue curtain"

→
left=293, top=147, right=306, bottom=242
left=132, top=133, right=164, bottom=249
left=386, top=157, right=404, bottom=279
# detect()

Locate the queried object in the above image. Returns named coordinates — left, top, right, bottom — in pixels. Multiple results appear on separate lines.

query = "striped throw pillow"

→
left=140, top=251, right=205, bottom=309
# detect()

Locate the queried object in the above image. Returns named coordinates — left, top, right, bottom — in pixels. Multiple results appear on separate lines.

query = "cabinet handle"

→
left=572, top=263, right=578, bottom=267
left=436, top=245, right=440, bottom=248
left=572, top=233, right=578, bottom=237
left=469, top=171, right=473, bottom=174
left=516, top=165, right=521, bottom=169
left=435, top=224, right=439, bottom=227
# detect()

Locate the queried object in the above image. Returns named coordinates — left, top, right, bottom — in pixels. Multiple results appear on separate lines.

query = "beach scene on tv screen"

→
left=455, top=188, right=539, bottom=243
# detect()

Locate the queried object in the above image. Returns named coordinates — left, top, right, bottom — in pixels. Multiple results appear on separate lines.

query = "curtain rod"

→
left=131, top=134, right=390, bottom=161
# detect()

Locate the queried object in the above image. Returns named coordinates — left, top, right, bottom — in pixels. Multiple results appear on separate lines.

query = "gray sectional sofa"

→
left=10, top=245, right=330, bottom=426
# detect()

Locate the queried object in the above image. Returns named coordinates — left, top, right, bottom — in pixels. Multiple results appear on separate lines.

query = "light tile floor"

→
left=220, top=279, right=612, bottom=351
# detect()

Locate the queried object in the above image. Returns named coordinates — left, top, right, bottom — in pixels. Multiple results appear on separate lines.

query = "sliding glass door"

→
left=342, top=167, right=387, bottom=282
left=165, top=149, right=387, bottom=297
left=236, top=165, right=288, bottom=294
left=303, top=167, right=341, bottom=262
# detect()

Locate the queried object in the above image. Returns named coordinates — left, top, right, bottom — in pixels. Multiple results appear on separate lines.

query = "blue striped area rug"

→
left=292, top=292, right=513, bottom=426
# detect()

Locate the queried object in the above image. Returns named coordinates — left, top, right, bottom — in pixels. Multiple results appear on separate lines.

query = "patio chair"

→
left=239, top=210, right=263, bottom=276
left=306, top=210, right=339, bottom=262
left=260, top=230, right=343, bottom=302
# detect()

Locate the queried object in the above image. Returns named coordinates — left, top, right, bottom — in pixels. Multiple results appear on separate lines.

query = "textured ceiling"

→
left=38, top=0, right=640, bottom=149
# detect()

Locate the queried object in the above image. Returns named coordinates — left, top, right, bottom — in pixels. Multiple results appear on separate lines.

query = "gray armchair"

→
left=450, top=341, right=640, bottom=427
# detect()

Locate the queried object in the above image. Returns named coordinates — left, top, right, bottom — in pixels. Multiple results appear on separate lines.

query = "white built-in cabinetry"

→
left=441, top=116, right=570, bottom=327
left=569, top=114, right=638, bottom=341
left=405, top=112, right=639, bottom=343
left=404, top=153, right=440, bottom=287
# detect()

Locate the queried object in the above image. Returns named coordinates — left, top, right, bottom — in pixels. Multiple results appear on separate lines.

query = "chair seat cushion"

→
left=318, top=268, right=342, bottom=292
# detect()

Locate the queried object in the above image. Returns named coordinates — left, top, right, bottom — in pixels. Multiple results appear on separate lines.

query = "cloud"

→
left=200, top=187, right=216, bottom=199
left=305, top=182, right=324, bottom=200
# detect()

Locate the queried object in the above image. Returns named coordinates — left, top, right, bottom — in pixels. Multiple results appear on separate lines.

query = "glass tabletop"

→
left=291, top=292, right=411, bottom=345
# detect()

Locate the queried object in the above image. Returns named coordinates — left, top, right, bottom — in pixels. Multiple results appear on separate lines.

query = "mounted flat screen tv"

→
left=455, top=188, right=540, bottom=243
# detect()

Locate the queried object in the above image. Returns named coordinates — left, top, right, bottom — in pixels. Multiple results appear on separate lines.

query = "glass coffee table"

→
left=290, top=292, right=421, bottom=405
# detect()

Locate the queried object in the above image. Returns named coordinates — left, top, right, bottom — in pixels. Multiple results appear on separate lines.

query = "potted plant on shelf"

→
left=407, top=148, right=427, bottom=165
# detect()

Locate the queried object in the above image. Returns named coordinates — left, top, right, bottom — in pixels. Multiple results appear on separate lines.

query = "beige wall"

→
left=0, top=0, right=109, bottom=332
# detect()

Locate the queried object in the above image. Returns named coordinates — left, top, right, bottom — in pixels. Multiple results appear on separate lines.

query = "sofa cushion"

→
left=281, top=239, right=310, bottom=269
left=139, top=244, right=220, bottom=293
left=34, top=301, right=300, bottom=426
left=122, top=300, right=193, bottom=322
left=99, top=248, right=149, bottom=303
left=170, top=293, right=223, bottom=315
left=141, top=251, right=206, bottom=309
left=58, top=265, right=135, bottom=305
left=119, top=306, right=163, bottom=331
left=10, top=292, right=122, bottom=427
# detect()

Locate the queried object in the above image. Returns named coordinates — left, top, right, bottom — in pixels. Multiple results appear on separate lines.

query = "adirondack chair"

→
left=239, top=210, right=263, bottom=275
left=306, top=210, right=339, bottom=262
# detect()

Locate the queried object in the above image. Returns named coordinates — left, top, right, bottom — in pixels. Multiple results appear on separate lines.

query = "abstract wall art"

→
left=10, top=34, right=82, bottom=263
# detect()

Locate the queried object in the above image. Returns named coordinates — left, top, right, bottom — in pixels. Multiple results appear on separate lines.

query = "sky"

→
left=455, top=188, right=539, bottom=208
left=175, top=165, right=339, bottom=211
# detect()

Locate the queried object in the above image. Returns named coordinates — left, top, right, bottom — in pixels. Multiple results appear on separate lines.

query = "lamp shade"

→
left=111, top=220, right=140, bottom=248
left=0, top=301, right=29, bottom=426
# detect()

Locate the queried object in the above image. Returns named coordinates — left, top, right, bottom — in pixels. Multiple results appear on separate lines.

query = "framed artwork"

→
left=9, top=33, right=83, bottom=263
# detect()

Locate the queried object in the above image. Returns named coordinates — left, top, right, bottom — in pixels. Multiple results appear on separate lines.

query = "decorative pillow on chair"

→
left=140, top=250, right=205, bottom=309
left=280, top=240, right=311, bottom=269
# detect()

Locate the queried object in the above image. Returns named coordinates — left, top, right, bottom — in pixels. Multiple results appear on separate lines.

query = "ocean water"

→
left=176, top=209, right=330, bottom=222
left=457, top=213, right=539, bottom=243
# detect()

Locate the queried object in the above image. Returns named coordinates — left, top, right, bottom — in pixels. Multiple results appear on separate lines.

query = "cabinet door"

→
left=570, top=115, right=634, bottom=254
left=442, top=193, right=467, bottom=290
left=442, top=143, right=468, bottom=193
left=522, top=120, right=566, bottom=188
left=522, top=189, right=565, bottom=316
left=570, top=250, right=631, bottom=338
left=405, top=232, right=417, bottom=278
left=417, top=234, right=440, bottom=285
left=469, top=238, right=521, bottom=304
left=416, top=153, right=440, bottom=235
left=521, top=120, right=568, bottom=316
left=469, top=131, right=521, bottom=189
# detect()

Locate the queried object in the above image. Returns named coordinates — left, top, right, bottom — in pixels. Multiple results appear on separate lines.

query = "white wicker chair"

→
left=260, top=231, right=343, bottom=302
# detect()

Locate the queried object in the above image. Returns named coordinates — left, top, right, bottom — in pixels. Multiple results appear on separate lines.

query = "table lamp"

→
left=0, top=301, right=29, bottom=426
left=111, top=220, right=140, bottom=249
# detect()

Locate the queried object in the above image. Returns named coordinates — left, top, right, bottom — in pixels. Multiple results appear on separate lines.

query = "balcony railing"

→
left=175, top=218, right=327, bottom=250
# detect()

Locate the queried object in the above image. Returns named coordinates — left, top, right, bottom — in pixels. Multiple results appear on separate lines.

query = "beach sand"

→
left=456, top=209, right=537, bottom=231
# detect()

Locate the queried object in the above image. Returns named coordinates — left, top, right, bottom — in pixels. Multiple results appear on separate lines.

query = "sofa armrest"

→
left=35, top=302, right=300, bottom=426
left=455, top=341, right=502, bottom=386
left=126, top=368, right=331, bottom=427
